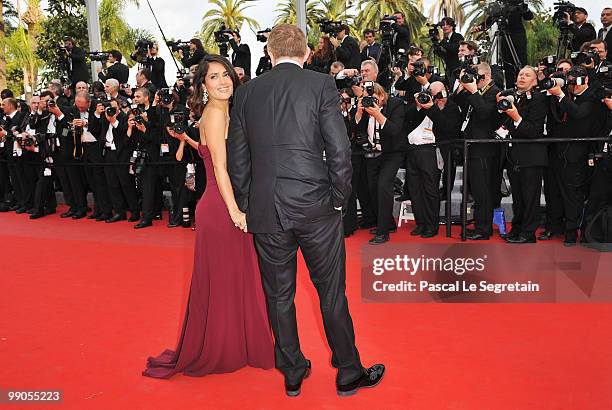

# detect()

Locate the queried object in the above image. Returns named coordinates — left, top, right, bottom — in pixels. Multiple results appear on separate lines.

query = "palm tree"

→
left=200, top=0, right=260, bottom=53
left=354, top=0, right=425, bottom=44
left=428, top=0, right=464, bottom=27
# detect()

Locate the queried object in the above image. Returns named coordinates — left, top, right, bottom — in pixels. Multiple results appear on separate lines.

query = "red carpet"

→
left=1, top=208, right=611, bottom=409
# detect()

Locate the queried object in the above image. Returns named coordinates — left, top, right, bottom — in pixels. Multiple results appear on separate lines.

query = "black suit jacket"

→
left=504, top=91, right=548, bottom=167
left=98, top=62, right=130, bottom=84
left=335, top=36, right=361, bottom=70
left=227, top=63, right=352, bottom=233
left=570, top=22, right=597, bottom=52
left=69, top=46, right=89, bottom=84
left=230, top=40, right=251, bottom=77
left=352, top=97, right=407, bottom=153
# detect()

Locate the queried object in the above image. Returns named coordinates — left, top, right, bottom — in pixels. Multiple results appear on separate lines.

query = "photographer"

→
left=453, top=63, right=501, bottom=240
left=329, top=24, right=361, bottom=70
left=63, top=37, right=89, bottom=85
left=432, top=17, right=464, bottom=76
left=180, top=38, right=206, bottom=69
left=92, top=98, right=140, bottom=223
left=136, top=89, right=188, bottom=229
left=546, top=66, right=605, bottom=245
left=352, top=82, right=407, bottom=244
left=561, top=7, right=597, bottom=52
left=256, top=45, right=272, bottom=76
left=97, top=50, right=129, bottom=85
left=227, top=31, right=251, bottom=77
left=361, top=29, right=382, bottom=62
left=404, top=81, right=461, bottom=238
left=496, top=67, right=548, bottom=243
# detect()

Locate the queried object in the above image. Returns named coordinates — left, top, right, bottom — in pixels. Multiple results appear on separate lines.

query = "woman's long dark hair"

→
left=189, top=55, right=240, bottom=115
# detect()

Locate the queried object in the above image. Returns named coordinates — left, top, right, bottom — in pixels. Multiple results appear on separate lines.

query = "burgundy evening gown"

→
left=143, top=144, right=274, bottom=378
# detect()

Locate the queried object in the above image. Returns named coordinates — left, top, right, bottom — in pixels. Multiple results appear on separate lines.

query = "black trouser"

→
left=344, top=151, right=374, bottom=233
left=83, top=143, right=112, bottom=215
left=55, top=157, right=87, bottom=213
left=508, top=166, right=543, bottom=236
left=141, top=158, right=186, bottom=223
left=254, top=212, right=362, bottom=386
left=468, top=156, right=499, bottom=237
left=551, top=156, right=587, bottom=236
left=585, top=158, right=612, bottom=225
left=367, top=152, right=403, bottom=235
left=407, top=146, right=441, bottom=232
left=33, top=163, right=57, bottom=213
left=103, top=150, right=139, bottom=216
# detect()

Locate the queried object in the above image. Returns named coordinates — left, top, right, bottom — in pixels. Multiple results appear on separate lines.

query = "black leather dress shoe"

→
left=72, top=211, right=87, bottom=220
left=538, top=231, right=558, bottom=241
left=466, top=232, right=490, bottom=240
left=134, top=220, right=152, bottom=229
left=106, top=214, right=126, bottom=223
left=421, top=229, right=438, bottom=238
left=368, top=234, right=389, bottom=245
left=61, top=210, right=76, bottom=218
left=410, top=225, right=425, bottom=236
left=337, top=364, right=386, bottom=397
left=96, top=214, right=111, bottom=222
left=285, top=360, right=311, bottom=397
left=506, top=234, right=536, bottom=244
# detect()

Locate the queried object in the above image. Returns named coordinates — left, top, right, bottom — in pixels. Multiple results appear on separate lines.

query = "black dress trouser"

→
left=254, top=211, right=363, bottom=386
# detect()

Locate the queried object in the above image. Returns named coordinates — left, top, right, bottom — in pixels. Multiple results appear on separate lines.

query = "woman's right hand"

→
left=230, top=209, right=247, bottom=233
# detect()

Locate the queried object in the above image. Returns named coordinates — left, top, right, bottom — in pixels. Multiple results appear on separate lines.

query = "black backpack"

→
left=584, top=206, right=612, bottom=252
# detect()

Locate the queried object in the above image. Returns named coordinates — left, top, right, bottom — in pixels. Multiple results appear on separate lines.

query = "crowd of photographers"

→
left=1, top=7, right=612, bottom=246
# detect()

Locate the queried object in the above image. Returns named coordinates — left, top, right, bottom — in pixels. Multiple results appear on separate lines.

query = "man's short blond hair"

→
left=267, top=24, right=308, bottom=59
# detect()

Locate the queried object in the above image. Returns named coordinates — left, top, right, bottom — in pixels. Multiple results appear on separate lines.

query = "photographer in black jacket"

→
left=352, top=82, right=407, bottom=244
left=329, top=24, right=361, bottom=70
left=452, top=62, right=501, bottom=240
left=546, top=66, right=605, bottom=245
left=497, top=66, right=548, bottom=243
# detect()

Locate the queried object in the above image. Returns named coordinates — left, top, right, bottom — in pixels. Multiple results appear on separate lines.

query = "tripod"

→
left=488, top=20, right=522, bottom=89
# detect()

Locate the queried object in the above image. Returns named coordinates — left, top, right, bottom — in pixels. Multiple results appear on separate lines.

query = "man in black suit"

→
left=228, top=31, right=251, bottom=77
left=432, top=17, right=464, bottom=76
left=598, top=7, right=612, bottom=61
left=63, top=37, right=89, bottom=85
left=452, top=63, right=501, bottom=240
left=97, top=50, right=130, bottom=85
left=227, top=24, right=384, bottom=398
left=498, top=67, right=548, bottom=243
left=330, top=24, right=361, bottom=70
left=564, top=8, right=597, bottom=52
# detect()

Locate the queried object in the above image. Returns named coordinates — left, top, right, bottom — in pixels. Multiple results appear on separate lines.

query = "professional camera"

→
left=379, top=15, right=397, bottom=46
left=256, top=28, right=272, bottom=42
left=460, top=67, right=482, bottom=83
left=169, top=111, right=187, bottom=134
left=361, top=81, right=378, bottom=108
left=540, top=72, right=567, bottom=89
left=129, top=149, right=148, bottom=176
left=133, top=38, right=154, bottom=63
left=158, top=88, right=174, bottom=105
left=167, top=40, right=190, bottom=53
left=553, top=1, right=576, bottom=29
left=416, top=91, right=433, bottom=104
left=496, top=89, right=517, bottom=111
left=318, top=19, right=343, bottom=36
left=88, top=51, right=109, bottom=62
left=571, top=50, right=601, bottom=67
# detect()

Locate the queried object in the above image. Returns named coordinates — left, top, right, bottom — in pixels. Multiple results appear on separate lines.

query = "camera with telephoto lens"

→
left=540, top=73, right=567, bottom=90
left=158, top=88, right=173, bottom=105
left=361, top=81, right=378, bottom=108
left=416, top=91, right=433, bottom=105
left=88, top=51, right=109, bottom=62
left=256, top=28, right=271, bottom=42
left=571, top=50, right=600, bottom=67
left=553, top=1, right=576, bottom=29
left=496, top=89, right=517, bottom=111
left=460, top=67, right=481, bottom=83
left=166, top=40, right=190, bottom=55
left=318, top=19, right=343, bottom=36
left=169, top=111, right=187, bottom=134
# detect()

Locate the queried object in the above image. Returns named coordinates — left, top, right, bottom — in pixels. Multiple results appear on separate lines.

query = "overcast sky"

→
left=18, top=0, right=612, bottom=84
